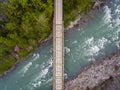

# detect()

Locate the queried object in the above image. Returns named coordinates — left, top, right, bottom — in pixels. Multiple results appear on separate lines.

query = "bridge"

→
left=53, top=0, right=64, bottom=90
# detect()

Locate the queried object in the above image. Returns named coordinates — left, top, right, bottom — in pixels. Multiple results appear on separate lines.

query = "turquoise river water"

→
left=0, top=0, right=120, bottom=90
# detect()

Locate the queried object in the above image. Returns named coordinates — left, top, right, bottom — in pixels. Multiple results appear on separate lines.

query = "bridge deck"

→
left=53, top=0, right=64, bottom=90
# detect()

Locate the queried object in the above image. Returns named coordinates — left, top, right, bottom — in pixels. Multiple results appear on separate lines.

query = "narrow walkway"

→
left=53, top=0, right=64, bottom=90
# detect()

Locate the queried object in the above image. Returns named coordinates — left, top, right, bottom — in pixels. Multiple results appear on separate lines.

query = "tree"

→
left=0, top=0, right=53, bottom=74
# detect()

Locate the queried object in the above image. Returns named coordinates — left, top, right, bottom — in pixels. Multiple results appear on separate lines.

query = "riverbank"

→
left=1, top=0, right=119, bottom=90
left=65, top=50, right=120, bottom=90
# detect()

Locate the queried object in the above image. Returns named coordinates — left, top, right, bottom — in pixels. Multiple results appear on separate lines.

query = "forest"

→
left=0, top=0, right=93, bottom=74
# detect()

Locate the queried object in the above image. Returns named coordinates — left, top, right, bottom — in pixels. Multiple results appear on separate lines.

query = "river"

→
left=0, top=0, right=120, bottom=90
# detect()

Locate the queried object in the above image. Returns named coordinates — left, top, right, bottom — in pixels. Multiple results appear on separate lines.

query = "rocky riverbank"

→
left=65, top=52, right=120, bottom=90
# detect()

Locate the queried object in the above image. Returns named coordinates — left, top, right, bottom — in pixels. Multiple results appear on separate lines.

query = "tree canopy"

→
left=0, top=0, right=53, bottom=74
left=63, top=0, right=93, bottom=27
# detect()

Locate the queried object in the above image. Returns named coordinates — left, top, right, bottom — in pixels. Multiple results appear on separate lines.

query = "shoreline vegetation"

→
left=0, top=0, right=94, bottom=76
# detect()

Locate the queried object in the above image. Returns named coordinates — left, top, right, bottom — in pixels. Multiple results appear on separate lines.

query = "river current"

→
left=0, top=0, right=120, bottom=90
